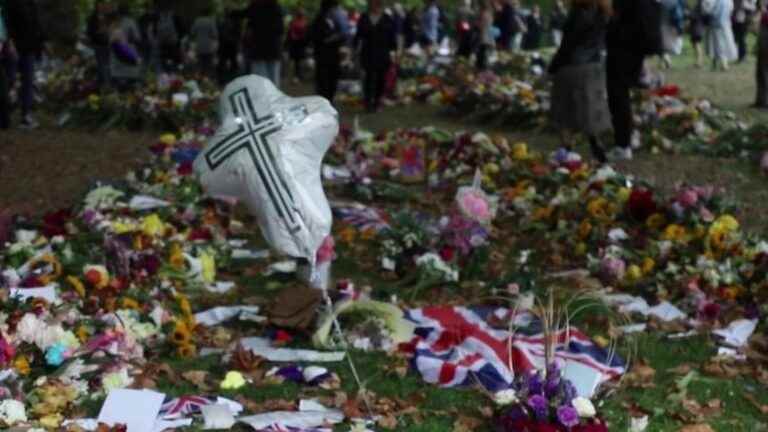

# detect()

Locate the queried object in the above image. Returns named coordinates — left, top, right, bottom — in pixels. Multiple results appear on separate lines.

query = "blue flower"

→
left=45, top=343, right=68, bottom=367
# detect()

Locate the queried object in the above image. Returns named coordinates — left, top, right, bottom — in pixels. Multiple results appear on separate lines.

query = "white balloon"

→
left=194, top=75, right=338, bottom=262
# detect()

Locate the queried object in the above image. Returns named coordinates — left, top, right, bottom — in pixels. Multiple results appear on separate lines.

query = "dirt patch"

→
left=0, top=123, right=155, bottom=215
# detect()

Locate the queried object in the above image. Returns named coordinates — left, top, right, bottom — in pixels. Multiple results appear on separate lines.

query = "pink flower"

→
left=699, top=207, right=715, bottom=223
left=316, top=236, right=336, bottom=264
left=600, top=257, right=626, bottom=281
left=457, top=190, right=492, bottom=224
left=676, top=188, right=699, bottom=208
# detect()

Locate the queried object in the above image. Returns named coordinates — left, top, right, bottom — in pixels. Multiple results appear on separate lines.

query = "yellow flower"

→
left=141, top=214, right=166, bottom=237
left=586, top=198, right=615, bottom=222
left=662, top=224, right=688, bottom=243
left=28, top=254, right=62, bottom=285
left=338, top=226, right=357, bottom=244
left=66, top=276, right=86, bottom=298
left=483, top=162, right=500, bottom=174
left=641, top=257, right=655, bottom=274
left=121, top=297, right=140, bottom=310
left=578, top=220, right=592, bottom=240
left=172, top=320, right=193, bottom=346
left=169, top=243, right=185, bottom=270
left=617, top=187, right=631, bottom=203
left=220, top=371, right=246, bottom=390
left=14, top=355, right=31, bottom=375
left=574, top=242, right=587, bottom=256
left=39, top=413, right=64, bottom=429
left=76, top=325, right=90, bottom=343
left=160, top=133, right=177, bottom=146
left=177, top=342, right=197, bottom=358
left=646, top=213, right=667, bottom=231
left=112, top=221, right=138, bottom=234
left=626, top=265, right=643, bottom=282
left=709, top=215, right=740, bottom=237
left=177, top=294, right=193, bottom=318
left=512, top=142, right=529, bottom=160
left=200, top=251, right=216, bottom=284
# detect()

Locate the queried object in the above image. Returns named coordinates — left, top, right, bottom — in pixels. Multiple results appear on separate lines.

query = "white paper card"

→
left=202, top=404, right=236, bottom=430
left=129, top=195, right=171, bottom=210
left=9, top=285, right=60, bottom=304
left=240, top=337, right=345, bottom=362
left=97, top=389, right=165, bottom=432
left=238, top=410, right=344, bottom=430
left=195, top=306, right=262, bottom=326
left=563, top=360, right=603, bottom=398
left=712, top=319, right=758, bottom=347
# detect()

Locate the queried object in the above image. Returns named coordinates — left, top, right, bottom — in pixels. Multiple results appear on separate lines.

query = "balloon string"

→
left=321, top=280, right=374, bottom=418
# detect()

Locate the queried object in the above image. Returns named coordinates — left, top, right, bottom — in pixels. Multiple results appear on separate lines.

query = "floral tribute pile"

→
left=43, top=66, right=218, bottom=131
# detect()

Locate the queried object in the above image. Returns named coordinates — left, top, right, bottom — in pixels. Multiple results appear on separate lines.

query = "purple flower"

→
left=527, top=394, right=549, bottom=419
left=561, top=380, right=577, bottom=404
left=557, top=405, right=580, bottom=428
left=545, top=377, right=561, bottom=398
left=527, top=372, right=544, bottom=395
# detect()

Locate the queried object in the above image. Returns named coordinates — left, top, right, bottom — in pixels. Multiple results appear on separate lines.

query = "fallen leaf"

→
left=181, top=370, right=211, bottom=391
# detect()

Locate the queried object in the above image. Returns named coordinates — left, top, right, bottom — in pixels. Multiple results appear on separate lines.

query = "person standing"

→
left=660, top=0, right=685, bottom=68
left=549, top=0, right=611, bottom=163
left=732, top=0, right=757, bottom=62
left=190, top=6, right=219, bottom=80
left=312, top=0, right=345, bottom=104
left=218, top=5, right=243, bottom=83
left=356, top=0, right=397, bottom=112
left=287, top=8, right=310, bottom=83
left=704, top=0, right=738, bottom=70
left=138, top=3, right=159, bottom=73
left=755, top=5, right=768, bottom=107
left=508, top=0, right=526, bottom=51
left=549, top=0, right=568, bottom=47
left=476, top=2, right=495, bottom=69
left=156, top=6, right=184, bottom=72
left=606, top=0, right=663, bottom=161
left=690, top=0, right=707, bottom=67
left=4, top=0, right=44, bottom=129
left=0, top=3, right=9, bottom=130
left=244, top=0, right=285, bottom=87
left=109, top=12, right=142, bottom=91
left=523, top=5, right=543, bottom=50
left=421, top=0, right=440, bottom=52
left=456, top=6, right=476, bottom=59
left=87, top=0, right=113, bottom=89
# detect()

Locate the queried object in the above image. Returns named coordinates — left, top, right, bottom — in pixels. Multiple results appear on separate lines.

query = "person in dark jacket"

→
left=523, top=5, right=544, bottom=50
left=549, top=0, right=611, bottom=163
left=0, top=5, right=9, bottom=130
left=549, top=0, right=568, bottom=46
left=312, top=0, right=345, bottom=104
left=244, top=0, right=285, bottom=88
left=87, top=0, right=113, bottom=89
left=218, top=5, right=244, bottom=83
left=138, top=2, right=158, bottom=72
left=605, top=0, right=662, bottom=161
left=155, top=6, right=185, bottom=72
left=356, top=0, right=398, bottom=112
left=4, top=0, right=44, bottom=129
left=287, top=8, right=310, bottom=83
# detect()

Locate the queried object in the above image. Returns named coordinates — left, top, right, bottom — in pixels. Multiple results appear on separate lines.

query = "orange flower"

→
left=169, top=243, right=185, bottom=270
left=66, top=276, right=86, bottom=298
left=29, top=254, right=62, bottom=285
left=171, top=320, right=192, bottom=346
left=578, top=220, right=592, bottom=240
left=14, top=355, right=30, bottom=375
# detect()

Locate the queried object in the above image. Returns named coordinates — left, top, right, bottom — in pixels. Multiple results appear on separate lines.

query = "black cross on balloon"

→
left=204, top=88, right=301, bottom=233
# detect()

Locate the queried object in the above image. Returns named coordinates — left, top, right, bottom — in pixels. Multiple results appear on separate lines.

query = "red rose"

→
left=177, top=161, right=193, bottom=176
left=627, top=188, right=657, bottom=222
left=439, top=246, right=455, bottom=262
left=42, top=209, right=73, bottom=238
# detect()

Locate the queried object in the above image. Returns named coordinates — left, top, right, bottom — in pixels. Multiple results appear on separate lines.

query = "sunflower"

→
left=176, top=294, right=193, bottom=319
left=76, top=325, right=90, bottom=343
left=641, top=257, right=655, bottom=275
left=169, top=243, right=185, bottom=270
left=171, top=321, right=192, bottom=346
left=176, top=343, right=197, bottom=358
left=29, top=254, right=63, bottom=285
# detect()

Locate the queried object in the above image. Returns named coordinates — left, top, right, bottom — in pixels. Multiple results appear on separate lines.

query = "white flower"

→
left=0, top=399, right=28, bottom=425
left=571, top=396, right=596, bottom=418
left=493, top=389, right=519, bottom=405
left=102, top=368, right=133, bottom=393
left=630, top=415, right=649, bottom=432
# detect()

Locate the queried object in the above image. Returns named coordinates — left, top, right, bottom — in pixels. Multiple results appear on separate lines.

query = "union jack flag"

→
left=402, top=306, right=625, bottom=392
left=332, top=204, right=390, bottom=233
left=159, top=395, right=215, bottom=419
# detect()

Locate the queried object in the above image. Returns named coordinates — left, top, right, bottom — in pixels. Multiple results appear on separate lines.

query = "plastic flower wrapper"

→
left=313, top=299, right=415, bottom=350
left=0, top=399, right=27, bottom=426
left=455, top=170, right=498, bottom=226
